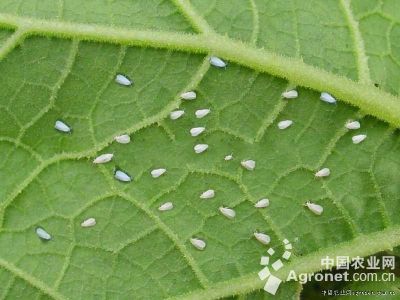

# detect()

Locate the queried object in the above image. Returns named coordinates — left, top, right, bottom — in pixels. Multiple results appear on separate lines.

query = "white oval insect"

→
left=194, top=144, right=208, bottom=154
left=151, top=168, right=166, bottom=178
left=200, top=189, right=215, bottom=199
left=255, top=198, right=269, bottom=208
left=282, top=90, right=298, bottom=99
left=195, top=109, right=210, bottom=119
left=158, top=202, right=173, bottom=211
left=305, top=201, right=323, bottom=215
left=315, top=167, right=330, bottom=178
left=320, top=92, right=336, bottom=104
left=81, top=218, right=96, bottom=228
left=345, top=120, right=360, bottom=130
left=241, top=160, right=256, bottom=171
left=219, top=207, right=236, bottom=219
left=180, top=91, right=196, bottom=100
left=210, top=56, right=226, bottom=68
left=190, top=237, right=206, bottom=250
left=190, top=127, right=205, bottom=137
left=115, top=170, right=132, bottom=182
left=114, top=134, right=130, bottom=144
left=55, top=120, right=71, bottom=133
left=93, top=153, right=113, bottom=164
left=36, top=227, right=51, bottom=241
left=254, top=232, right=270, bottom=245
left=278, top=120, right=293, bottom=130
left=115, top=74, right=132, bottom=86
left=170, top=110, right=185, bottom=120
left=352, top=134, right=367, bottom=144
left=224, top=154, right=233, bottom=161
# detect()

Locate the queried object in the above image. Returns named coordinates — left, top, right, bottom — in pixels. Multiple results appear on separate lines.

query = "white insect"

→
left=190, top=237, right=206, bottom=250
left=151, top=168, right=166, bottom=178
left=195, top=109, right=210, bottom=119
left=283, top=238, right=290, bottom=244
left=320, top=92, right=336, bottom=104
left=194, top=144, right=208, bottom=154
left=305, top=201, right=323, bottom=215
left=285, top=243, right=293, bottom=250
left=219, top=207, right=236, bottom=219
left=352, top=134, right=367, bottom=144
left=281, top=90, right=298, bottom=99
left=114, top=170, right=132, bottom=182
left=278, top=120, right=293, bottom=130
left=35, top=227, right=51, bottom=241
left=93, top=153, right=113, bottom=164
left=190, top=127, right=205, bottom=137
left=315, top=167, right=330, bottom=178
left=254, top=232, right=270, bottom=245
left=224, top=154, right=233, bottom=161
left=200, top=189, right=215, bottom=199
left=115, top=74, right=132, bottom=86
left=55, top=120, right=71, bottom=133
left=114, top=134, right=130, bottom=144
left=209, top=56, right=227, bottom=68
left=180, top=91, right=197, bottom=100
left=81, top=218, right=96, bottom=228
left=158, top=202, right=173, bottom=211
left=241, top=160, right=256, bottom=171
left=255, top=198, right=269, bottom=208
left=345, top=120, right=360, bottom=130
left=267, top=248, right=275, bottom=256
left=170, top=110, right=185, bottom=120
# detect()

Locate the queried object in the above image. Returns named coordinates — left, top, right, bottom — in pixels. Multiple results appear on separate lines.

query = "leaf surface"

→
left=0, top=0, right=399, bottom=299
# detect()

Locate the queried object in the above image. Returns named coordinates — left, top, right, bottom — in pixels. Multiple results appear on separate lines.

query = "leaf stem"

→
left=0, top=13, right=398, bottom=127
left=170, top=225, right=400, bottom=300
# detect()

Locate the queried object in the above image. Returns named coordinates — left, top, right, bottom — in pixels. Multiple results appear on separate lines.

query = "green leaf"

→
left=0, top=0, right=399, bottom=299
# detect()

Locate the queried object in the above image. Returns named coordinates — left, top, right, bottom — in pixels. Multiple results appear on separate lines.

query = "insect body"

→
left=209, top=56, right=227, bottom=68
left=81, top=218, right=96, bottom=227
left=194, top=144, right=208, bottom=153
left=36, top=227, right=51, bottom=241
left=55, top=120, right=71, bottom=133
left=115, top=74, right=133, bottom=86
left=190, top=238, right=206, bottom=250
left=320, top=92, right=336, bottom=104
left=180, top=91, right=197, bottom=100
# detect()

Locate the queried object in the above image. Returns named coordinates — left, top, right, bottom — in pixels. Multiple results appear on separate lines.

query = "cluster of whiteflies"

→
left=40, top=57, right=367, bottom=253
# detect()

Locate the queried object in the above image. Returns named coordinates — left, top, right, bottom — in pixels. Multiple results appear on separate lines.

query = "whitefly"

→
left=180, top=91, right=196, bottom=100
left=55, top=120, right=71, bottom=133
left=320, top=92, right=336, bottom=104
left=219, top=207, right=236, bottom=219
left=35, top=227, right=52, bottom=241
left=195, top=109, right=210, bottom=119
left=170, top=110, right=185, bottom=120
left=158, top=202, right=173, bottom=211
left=190, top=127, right=205, bottom=137
left=305, top=201, right=323, bottom=215
left=254, top=232, right=270, bottom=245
left=115, top=169, right=132, bottom=182
left=115, top=74, right=133, bottom=86
left=194, top=144, right=208, bottom=154
left=209, top=56, right=227, bottom=68
left=190, top=237, right=206, bottom=250
left=81, top=218, right=96, bottom=228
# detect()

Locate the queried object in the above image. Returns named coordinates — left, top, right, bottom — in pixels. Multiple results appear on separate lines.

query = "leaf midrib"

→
left=0, top=13, right=399, bottom=127
left=170, top=225, right=400, bottom=300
